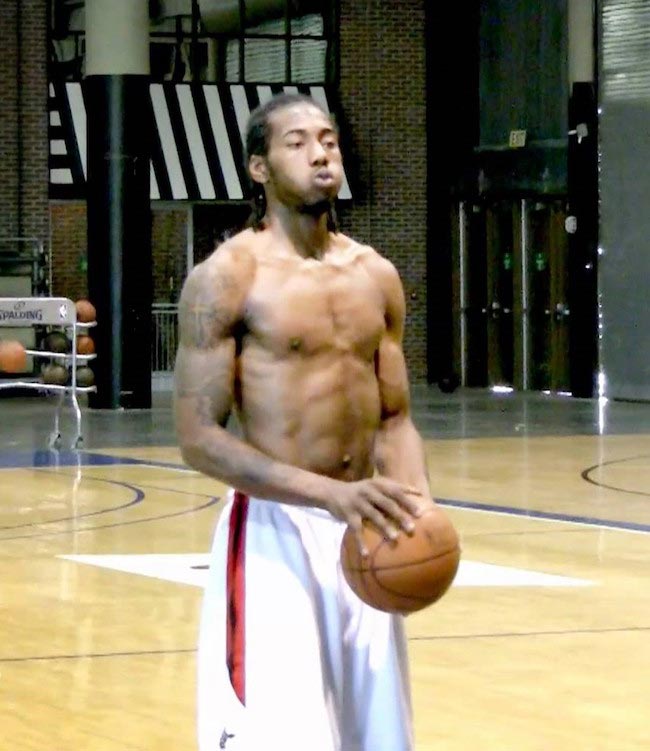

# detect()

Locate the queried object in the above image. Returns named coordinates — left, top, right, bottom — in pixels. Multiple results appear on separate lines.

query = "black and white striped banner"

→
left=49, top=82, right=352, bottom=202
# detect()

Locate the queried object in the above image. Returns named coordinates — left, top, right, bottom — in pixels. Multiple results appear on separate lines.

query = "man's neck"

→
left=265, top=203, right=333, bottom=259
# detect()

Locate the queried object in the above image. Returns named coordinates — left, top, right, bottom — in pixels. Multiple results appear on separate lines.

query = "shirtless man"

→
left=174, top=93, right=432, bottom=751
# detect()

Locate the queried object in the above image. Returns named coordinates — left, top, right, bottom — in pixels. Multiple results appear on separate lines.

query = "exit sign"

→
left=509, top=130, right=527, bottom=148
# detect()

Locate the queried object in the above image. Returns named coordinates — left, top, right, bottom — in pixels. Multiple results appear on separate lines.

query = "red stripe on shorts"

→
left=226, top=491, right=249, bottom=705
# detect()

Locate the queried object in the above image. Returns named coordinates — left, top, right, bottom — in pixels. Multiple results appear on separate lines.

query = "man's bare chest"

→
left=243, top=262, right=386, bottom=359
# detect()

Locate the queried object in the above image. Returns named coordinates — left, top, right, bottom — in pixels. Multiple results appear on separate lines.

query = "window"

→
left=49, top=0, right=339, bottom=85
left=222, top=2, right=335, bottom=84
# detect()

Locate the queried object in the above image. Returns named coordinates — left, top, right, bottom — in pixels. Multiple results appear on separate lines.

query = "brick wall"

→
left=0, top=0, right=49, bottom=244
left=51, top=202, right=248, bottom=305
left=50, top=202, right=87, bottom=300
left=50, top=203, right=188, bottom=304
left=20, top=0, right=49, bottom=243
left=152, top=207, right=188, bottom=302
left=338, top=0, right=428, bottom=380
left=0, top=2, right=20, bottom=238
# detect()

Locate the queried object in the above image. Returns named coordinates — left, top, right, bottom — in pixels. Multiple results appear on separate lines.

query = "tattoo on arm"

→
left=178, top=270, right=239, bottom=349
left=174, top=342, right=235, bottom=427
left=196, top=394, right=222, bottom=427
left=179, top=301, right=230, bottom=349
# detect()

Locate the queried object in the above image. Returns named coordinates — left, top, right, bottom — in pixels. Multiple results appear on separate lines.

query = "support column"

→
left=86, top=0, right=152, bottom=409
left=567, top=0, right=598, bottom=397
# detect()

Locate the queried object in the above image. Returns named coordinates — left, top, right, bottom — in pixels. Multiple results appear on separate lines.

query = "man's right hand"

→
left=325, top=477, right=424, bottom=555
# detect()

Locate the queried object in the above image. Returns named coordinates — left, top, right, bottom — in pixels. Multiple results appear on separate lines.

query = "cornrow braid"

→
left=246, top=187, right=267, bottom=231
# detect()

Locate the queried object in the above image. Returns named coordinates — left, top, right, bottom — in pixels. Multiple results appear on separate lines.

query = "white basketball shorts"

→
left=197, top=490, right=413, bottom=751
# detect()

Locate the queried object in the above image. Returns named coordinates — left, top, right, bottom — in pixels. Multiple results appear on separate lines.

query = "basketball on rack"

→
left=42, top=362, right=69, bottom=386
left=44, top=331, right=70, bottom=353
left=76, top=335, right=95, bottom=355
left=75, top=299, right=96, bottom=323
left=340, top=503, right=461, bottom=615
left=0, top=340, right=27, bottom=373
left=76, top=366, right=95, bottom=388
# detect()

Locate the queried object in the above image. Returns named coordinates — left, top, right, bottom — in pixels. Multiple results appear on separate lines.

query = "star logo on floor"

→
left=58, top=553, right=594, bottom=588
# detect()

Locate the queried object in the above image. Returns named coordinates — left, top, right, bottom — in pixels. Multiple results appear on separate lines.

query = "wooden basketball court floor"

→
left=1, top=387, right=650, bottom=751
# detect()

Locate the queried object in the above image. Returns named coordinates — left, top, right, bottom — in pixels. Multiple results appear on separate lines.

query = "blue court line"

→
left=438, top=498, right=650, bottom=534
left=2, top=450, right=649, bottom=534
left=0, top=475, right=144, bottom=531
left=0, top=493, right=219, bottom=542
left=0, top=450, right=157, bottom=469
left=581, top=454, right=650, bottom=498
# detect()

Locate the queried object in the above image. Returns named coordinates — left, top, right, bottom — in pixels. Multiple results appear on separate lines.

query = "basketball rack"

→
left=0, top=297, right=96, bottom=449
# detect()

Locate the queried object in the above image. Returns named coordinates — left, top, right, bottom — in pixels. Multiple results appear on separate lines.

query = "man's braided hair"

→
left=245, top=92, right=339, bottom=231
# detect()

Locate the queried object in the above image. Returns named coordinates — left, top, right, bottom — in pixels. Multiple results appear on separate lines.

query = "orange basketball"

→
left=76, top=334, right=95, bottom=355
left=0, top=339, right=28, bottom=373
left=75, top=298, right=96, bottom=323
left=341, top=504, right=460, bottom=615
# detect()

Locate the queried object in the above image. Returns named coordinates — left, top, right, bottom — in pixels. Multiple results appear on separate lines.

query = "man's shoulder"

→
left=198, top=229, right=259, bottom=276
left=181, top=230, right=258, bottom=302
left=343, top=237, right=400, bottom=281
left=342, top=238, right=404, bottom=316
left=208, top=228, right=259, bottom=262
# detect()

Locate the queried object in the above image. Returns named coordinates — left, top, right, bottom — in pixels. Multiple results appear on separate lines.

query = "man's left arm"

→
left=373, top=257, right=432, bottom=503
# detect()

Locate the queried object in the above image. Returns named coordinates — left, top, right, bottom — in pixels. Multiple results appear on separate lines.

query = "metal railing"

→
left=0, top=237, right=51, bottom=296
left=152, top=302, right=179, bottom=373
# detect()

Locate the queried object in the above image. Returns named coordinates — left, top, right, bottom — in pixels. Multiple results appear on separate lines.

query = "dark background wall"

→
left=477, top=0, right=569, bottom=196
left=426, top=0, right=572, bottom=387
left=338, top=0, right=428, bottom=381
left=480, top=0, right=568, bottom=146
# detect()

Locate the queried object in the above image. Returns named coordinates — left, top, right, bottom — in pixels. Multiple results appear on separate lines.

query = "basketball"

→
left=76, top=366, right=95, bottom=388
left=76, top=335, right=95, bottom=355
left=42, top=362, right=69, bottom=386
left=44, top=331, right=70, bottom=353
left=0, top=339, right=28, bottom=373
left=75, top=298, right=96, bottom=323
left=340, top=504, right=460, bottom=615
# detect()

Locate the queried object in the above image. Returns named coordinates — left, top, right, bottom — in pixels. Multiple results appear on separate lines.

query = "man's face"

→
left=254, top=103, right=343, bottom=211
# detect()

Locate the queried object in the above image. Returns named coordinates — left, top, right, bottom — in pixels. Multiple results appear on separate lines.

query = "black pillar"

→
left=425, top=1, right=480, bottom=386
left=86, top=75, right=152, bottom=409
